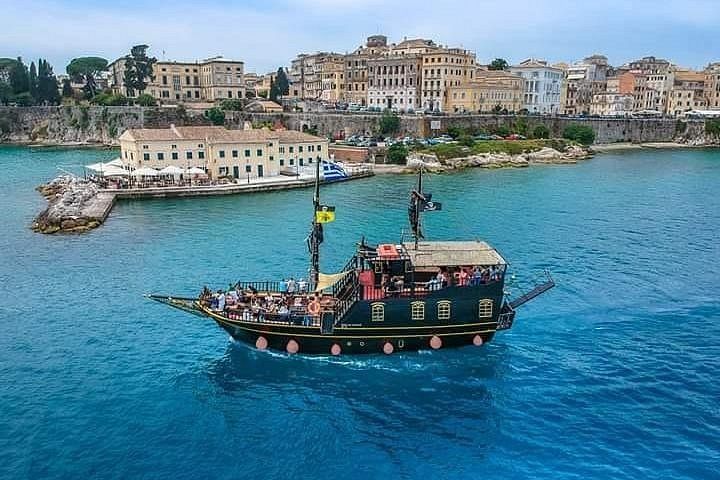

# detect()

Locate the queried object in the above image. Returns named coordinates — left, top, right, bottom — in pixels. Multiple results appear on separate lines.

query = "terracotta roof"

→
left=121, top=126, right=324, bottom=144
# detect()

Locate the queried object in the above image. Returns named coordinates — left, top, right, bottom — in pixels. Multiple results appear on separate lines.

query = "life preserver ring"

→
left=430, top=335, right=442, bottom=349
left=307, top=300, right=321, bottom=316
left=255, top=336, right=268, bottom=350
left=286, top=339, right=299, bottom=354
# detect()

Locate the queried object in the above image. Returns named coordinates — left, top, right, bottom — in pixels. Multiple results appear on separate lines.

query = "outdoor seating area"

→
left=85, top=158, right=213, bottom=189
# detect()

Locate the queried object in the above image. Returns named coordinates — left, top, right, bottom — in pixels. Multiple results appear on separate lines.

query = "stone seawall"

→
left=0, top=106, right=714, bottom=145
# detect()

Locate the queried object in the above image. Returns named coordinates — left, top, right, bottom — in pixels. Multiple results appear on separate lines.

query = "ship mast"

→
left=310, top=157, right=321, bottom=288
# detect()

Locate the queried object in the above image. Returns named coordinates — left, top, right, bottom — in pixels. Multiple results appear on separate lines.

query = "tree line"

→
left=0, top=57, right=61, bottom=105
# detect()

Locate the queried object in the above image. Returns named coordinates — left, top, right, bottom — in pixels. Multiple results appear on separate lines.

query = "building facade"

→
left=109, top=56, right=245, bottom=103
left=509, top=59, right=564, bottom=114
left=367, top=53, right=422, bottom=111
left=668, top=70, right=706, bottom=116
left=420, top=45, right=477, bottom=112
left=562, top=55, right=609, bottom=115
left=118, top=126, right=328, bottom=180
left=446, top=69, right=524, bottom=113
left=704, top=63, right=720, bottom=110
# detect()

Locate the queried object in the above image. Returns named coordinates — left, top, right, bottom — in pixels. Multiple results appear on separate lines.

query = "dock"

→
left=104, top=170, right=373, bottom=200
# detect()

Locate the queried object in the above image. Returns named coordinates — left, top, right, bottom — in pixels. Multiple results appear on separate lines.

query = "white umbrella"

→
left=86, top=162, right=107, bottom=172
left=98, top=165, right=129, bottom=177
left=185, top=167, right=207, bottom=175
left=106, top=158, right=125, bottom=167
left=131, top=167, right=160, bottom=177
left=159, top=165, right=184, bottom=175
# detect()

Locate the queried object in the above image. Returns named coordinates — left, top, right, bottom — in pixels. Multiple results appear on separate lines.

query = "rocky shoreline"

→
left=401, top=145, right=592, bottom=173
left=32, top=176, right=114, bottom=234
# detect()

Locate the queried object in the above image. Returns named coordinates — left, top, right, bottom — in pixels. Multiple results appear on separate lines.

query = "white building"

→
left=510, top=59, right=564, bottom=114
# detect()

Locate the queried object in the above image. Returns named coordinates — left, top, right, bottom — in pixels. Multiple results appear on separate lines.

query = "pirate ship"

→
left=148, top=160, right=555, bottom=355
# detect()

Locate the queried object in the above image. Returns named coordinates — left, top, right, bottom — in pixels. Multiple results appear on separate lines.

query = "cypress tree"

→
left=29, top=61, right=38, bottom=100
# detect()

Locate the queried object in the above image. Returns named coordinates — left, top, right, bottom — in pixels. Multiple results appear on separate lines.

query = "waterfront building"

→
left=109, top=56, right=245, bottom=104
left=321, top=56, right=345, bottom=103
left=289, top=52, right=343, bottom=101
left=446, top=69, right=524, bottom=113
left=509, top=59, right=564, bottom=114
left=704, top=63, right=720, bottom=110
left=589, top=92, right=633, bottom=116
left=668, top=70, right=706, bottom=116
left=562, top=55, right=609, bottom=115
left=420, top=43, right=477, bottom=112
left=118, top=125, right=328, bottom=180
left=367, top=50, right=422, bottom=112
left=625, top=56, right=673, bottom=113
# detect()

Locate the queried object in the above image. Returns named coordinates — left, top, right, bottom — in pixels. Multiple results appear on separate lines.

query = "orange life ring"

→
left=307, top=300, right=321, bottom=316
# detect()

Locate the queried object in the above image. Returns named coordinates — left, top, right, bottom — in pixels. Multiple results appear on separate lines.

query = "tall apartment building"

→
left=344, top=35, right=390, bottom=106
left=704, top=63, right=720, bottom=110
left=626, top=56, right=673, bottom=113
left=289, top=52, right=345, bottom=101
left=367, top=52, right=422, bottom=111
left=509, top=59, right=564, bottom=114
left=668, top=70, right=706, bottom=116
left=320, top=56, right=345, bottom=102
left=109, top=56, right=245, bottom=103
left=420, top=44, right=477, bottom=112
left=562, top=55, right=609, bottom=115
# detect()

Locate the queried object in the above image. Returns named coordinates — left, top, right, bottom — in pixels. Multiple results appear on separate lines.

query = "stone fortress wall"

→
left=0, top=106, right=712, bottom=146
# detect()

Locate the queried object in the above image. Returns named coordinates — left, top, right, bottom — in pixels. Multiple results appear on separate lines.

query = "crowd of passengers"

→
left=200, top=278, right=328, bottom=326
left=381, top=265, right=504, bottom=296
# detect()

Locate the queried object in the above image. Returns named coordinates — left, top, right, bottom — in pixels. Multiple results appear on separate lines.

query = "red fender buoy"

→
left=473, top=335, right=484, bottom=346
left=430, top=335, right=442, bottom=350
left=255, top=336, right=268, bottom=350
left=286, top=339, right=299, bottom=354
left=331, top=343, right=341, bottom=356
left=383, top=342, right=394, bottom=355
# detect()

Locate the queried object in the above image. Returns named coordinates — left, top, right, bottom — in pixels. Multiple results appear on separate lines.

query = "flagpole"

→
left=415, top=167, right=422, bottom=249
left=310, top=156, right=321, bottom=289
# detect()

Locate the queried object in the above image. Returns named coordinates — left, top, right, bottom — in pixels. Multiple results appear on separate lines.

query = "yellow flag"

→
left=315, top=205, right=336, bottom=223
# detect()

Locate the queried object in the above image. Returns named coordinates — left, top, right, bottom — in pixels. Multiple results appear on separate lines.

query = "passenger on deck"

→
left=216, top=291, right=226, bottom=311
left=279, top=278, right=288, bottom=294
left=471, top=267, right=482, bottom=286
left=298, top=278, right=308, bottom=293
left=427, top=277, right=441, bottom=291
left=278, top=304, right=290, bottom=323
left=436, top=269, right=448, bottom=288
left=287, top=278, right=297, bottom=294
left=459, top=268, right=469, bottom=286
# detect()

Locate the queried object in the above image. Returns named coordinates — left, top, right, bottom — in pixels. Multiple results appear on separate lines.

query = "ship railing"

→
left=234, top=280, right=283, bottom=293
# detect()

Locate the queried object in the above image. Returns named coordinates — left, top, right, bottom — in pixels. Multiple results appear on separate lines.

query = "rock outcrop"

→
left=405, top=145, right=591, bottom=172
left=32, top=176, right=112, bottom=234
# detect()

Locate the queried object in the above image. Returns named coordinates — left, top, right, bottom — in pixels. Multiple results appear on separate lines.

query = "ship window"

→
left=371, top=303, right=385, bottom=322
left=437, top=301, right=451, bottom=320
left=374, top=262, right=382, bottom=273
left=411, top=301, right=425, bottom=321
left=478, top=299, right=493, bottom=318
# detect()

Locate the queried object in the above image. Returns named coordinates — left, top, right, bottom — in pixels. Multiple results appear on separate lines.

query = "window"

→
left=143, top=153, right=150, bottom=161
left=198, top=151, right=205, bottom=159
left=478, top=299, right=493, bottom=319
left=172, top=152, right=178, bottom=160
left=219, top=166, right=228, bottom=175
left=219, top=150, right=225, bottom=158
left=298, top=146, right=303, bottom=153
left=257, top=149, right=262, bottom=156
left=411, top=302, right=425, bottom=321
left=232, top=150, right=238, bottom=158
left=269, top=155, right=274, bottom=161
left=245, top=165, right=251, bottom=173
left=279, top=159, right=284, bottom=166
left=171, top=144, right=177, bottom=149
left=157, top=153, right=164, bottom=160
left=244, top=149, right=251, bottom=157
left=371, top=303, right=385, bottom=322
left=317, top=145, right=322, bottom=152
left=186, top=152, right=193, bottom=159
left=289, top=146, right=294, bottom=153
left=279, top=146, right=285, bottom=154
left=437, top=301, right=451, bottom=320
left=289, top=158, right=294, bottom=166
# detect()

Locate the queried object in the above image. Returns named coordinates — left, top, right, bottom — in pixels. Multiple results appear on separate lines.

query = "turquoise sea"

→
left=1, top=145, right=719, bottom=479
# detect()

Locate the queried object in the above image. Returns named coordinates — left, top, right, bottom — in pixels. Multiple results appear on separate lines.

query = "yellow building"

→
left=668, top=70, right=706, bottom=116
left=446, top=70, right=524, bottom=113
left=704, top=63, right=720, bottom=110
left=420, top=45, right=477, bottom=112
left=119, top=125, right=328, bottom=180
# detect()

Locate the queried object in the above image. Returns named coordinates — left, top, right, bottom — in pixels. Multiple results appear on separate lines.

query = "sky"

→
left=2, top=0, right=719, bottom=74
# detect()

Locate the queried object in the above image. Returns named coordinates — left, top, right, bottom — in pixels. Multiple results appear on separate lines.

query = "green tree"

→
left=269, top=78, right=279, bottom=101
left=488, top=58, right=509, bottom=71
left=61, top=78, right=73, bottom=98
left=123, top=45, right=156, bottom=97
left=562, top=124, right=595, bottom=145
left=36, top=59, right=60, bottom=105
left=532, top=124, right=550, bottom=139
left=386, top=143, right=408, bottom=165
left=66, top=57, right=108, bottom=98
left=135, top=93, right=157, bottom=106
left=458, top=134, right=475, bottom=147
left=91, top=92, right=129, bottom=106
left=11, top=92, right=34, bottom=106
left=495, top=125, right=511, bottom=137
left=275, top=67, right=289, bottom=96
left=28, top=61, right=38, bottom=100
left=705, top=119, right=720, bottom=136
left=8, top=57, right=30, bottom=94
left=219, top=98, right=243, bottom=111
left=205, top=107, right=225, bottom=125
left=378, top=110, right=400, bottom=135
left=0, top=81, right=12, bottom=105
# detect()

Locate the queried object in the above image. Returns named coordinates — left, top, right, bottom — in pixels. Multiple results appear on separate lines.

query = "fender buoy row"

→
left=254, top=335, right=485, bottom=354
